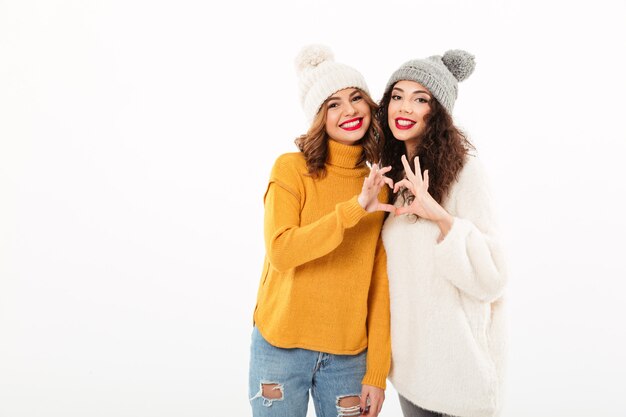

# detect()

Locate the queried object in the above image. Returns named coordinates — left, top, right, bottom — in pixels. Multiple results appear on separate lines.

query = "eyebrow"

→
left=392, top=87, right=431, bottom=96
left=328, top=90, right=362, bottom=102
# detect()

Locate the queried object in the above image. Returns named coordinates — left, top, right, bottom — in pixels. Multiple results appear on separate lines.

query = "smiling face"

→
left=387, top=80, right=432, bottom=150
left=324, top=88, right=371, bottom=146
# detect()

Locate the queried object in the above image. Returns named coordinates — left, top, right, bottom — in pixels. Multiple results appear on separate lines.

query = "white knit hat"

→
left=295, top=44, right=369, bottom=121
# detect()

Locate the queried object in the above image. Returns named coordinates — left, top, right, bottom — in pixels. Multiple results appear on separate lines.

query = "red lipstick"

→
left=340, top=118, right=363, bottom=131
left=395, top=117, right=416, bottom=130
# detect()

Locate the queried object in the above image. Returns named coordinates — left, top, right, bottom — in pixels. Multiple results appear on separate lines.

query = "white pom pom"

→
left=442, top=49, right=475, bottom=82
left=295, top=44, right=334, bottom=75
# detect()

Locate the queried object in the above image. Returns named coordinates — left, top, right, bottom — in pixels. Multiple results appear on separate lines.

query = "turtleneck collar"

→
left=326, top=139, right=366, bottom=169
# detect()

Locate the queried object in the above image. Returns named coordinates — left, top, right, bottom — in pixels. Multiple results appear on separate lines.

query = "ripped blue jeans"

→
left=249, top=326, right=366, bottom=417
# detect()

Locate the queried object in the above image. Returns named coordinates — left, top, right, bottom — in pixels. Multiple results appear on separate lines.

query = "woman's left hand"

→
left=394, top=154, right=454, bottom=240
left=360, top=384, right=384, bottom=416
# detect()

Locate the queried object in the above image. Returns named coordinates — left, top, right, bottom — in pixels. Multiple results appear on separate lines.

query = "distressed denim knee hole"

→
left=249, top=381, right=284, bottom=407
left=336, top=394, right=361, bottom=417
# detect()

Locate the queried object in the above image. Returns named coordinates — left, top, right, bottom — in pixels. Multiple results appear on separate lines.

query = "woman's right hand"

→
left=358, top=164, right=395, bottom=213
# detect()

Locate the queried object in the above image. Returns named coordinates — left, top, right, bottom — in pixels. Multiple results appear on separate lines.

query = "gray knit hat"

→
left=295, top=44, right=370, bottom=121
left=385, top=49, right=476, bottom=114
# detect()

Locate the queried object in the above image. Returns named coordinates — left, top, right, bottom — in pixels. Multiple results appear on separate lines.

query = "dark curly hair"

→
left=295, top=89, right=383, bottom=178
left=378, top=85, right=474, bottom=207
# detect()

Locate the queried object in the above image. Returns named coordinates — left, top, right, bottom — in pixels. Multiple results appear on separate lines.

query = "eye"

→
left=391, top=95, right=401, bottom=101
left=417, top=97, right=430, bottom=103
left=328, top=102, right=339, bottom=109
left=352, top=95, right=363, bottom=102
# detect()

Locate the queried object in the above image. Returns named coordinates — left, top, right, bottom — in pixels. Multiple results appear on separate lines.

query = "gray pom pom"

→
left=295, top=44, right=334, bottom=75
left=442, top=49, right=475, bottom=82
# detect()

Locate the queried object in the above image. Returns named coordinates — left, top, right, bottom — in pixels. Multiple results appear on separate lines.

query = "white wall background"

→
left=1, top=0, right=625, bottom=416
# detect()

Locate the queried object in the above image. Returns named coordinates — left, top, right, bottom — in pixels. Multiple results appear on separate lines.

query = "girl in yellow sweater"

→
left=249, top=45, right=393, bottom=417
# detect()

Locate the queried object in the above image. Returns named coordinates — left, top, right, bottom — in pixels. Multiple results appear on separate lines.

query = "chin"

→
left=394, top=131, right=417, bottom=142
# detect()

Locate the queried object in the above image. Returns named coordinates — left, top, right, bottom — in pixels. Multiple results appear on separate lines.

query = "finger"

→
left=423, top=169, right=429, bottom=190
left=394, top=179, right=415, bottom=194
left=369, top=397, right=380, bottom=417
left=413, top=156, right=422, bottom=172
left=370, top=163, right=379, bottom=176
left=370, top=166, right=383, bottom=185
left=377, top=394, right=384, bottom=415
left=382, top=176, right=394, bottom=189
left=395, top=206, right=413, bottom=216
left=400, top=154, right=416, bottom=180
left=375, top=175, right=385, bottom=189
left=378, top=165, right=392, bottom=175
left=377, top=203, right=396, bottom=213
left=393, top=178, right=405, bottom=194
left=362, top=174, right=373, bottom=190
left=359, top=389, right=368, bottom=415
left=413, top=156, right=423, bottom=186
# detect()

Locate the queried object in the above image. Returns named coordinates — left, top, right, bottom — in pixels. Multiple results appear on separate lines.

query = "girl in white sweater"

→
left=377, top=50, right=508, bottom=417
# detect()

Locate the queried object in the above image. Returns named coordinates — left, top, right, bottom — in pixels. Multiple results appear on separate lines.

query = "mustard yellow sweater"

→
left=253, top=140, right=391, bottom=389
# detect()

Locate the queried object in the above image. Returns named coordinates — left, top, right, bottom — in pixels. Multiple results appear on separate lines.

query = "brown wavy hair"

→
left=378, top=85, right=474, bottom=207
left=295, top=89, right=383, bottom=178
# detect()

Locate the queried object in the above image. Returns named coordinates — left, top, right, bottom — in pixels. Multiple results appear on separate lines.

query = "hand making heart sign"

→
left=392, top=154, right=455, bottom=241
left=357, top=156, right=454, bottom=241
left=357, top=163, right=396, bottom=213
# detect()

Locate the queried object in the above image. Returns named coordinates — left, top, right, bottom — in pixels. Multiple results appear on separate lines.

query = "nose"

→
left=344, top=101, right=356, bottom=116
left=400, top=98, right=412, bottom=114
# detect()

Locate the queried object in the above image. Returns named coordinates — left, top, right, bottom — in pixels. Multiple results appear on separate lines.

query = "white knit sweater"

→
left=382, top=155, right=507, bottom=417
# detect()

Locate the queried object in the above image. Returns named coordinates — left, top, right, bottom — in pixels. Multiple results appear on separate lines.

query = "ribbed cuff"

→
left=338, top=196, right=368, bottom=228
left=362, top=369, right=387, bottom=390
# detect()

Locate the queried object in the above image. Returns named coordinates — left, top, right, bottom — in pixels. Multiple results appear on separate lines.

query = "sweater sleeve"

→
left=263, top=156, right=368, bottom=272
left=434, top=157, right=508, bottom=303
left=362, top=235, right=391, bottom=389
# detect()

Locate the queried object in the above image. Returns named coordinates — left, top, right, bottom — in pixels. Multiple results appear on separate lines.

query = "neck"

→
left=404, top=140, right=420, bottom=159
left=326, top=139, right=365, bottom=169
